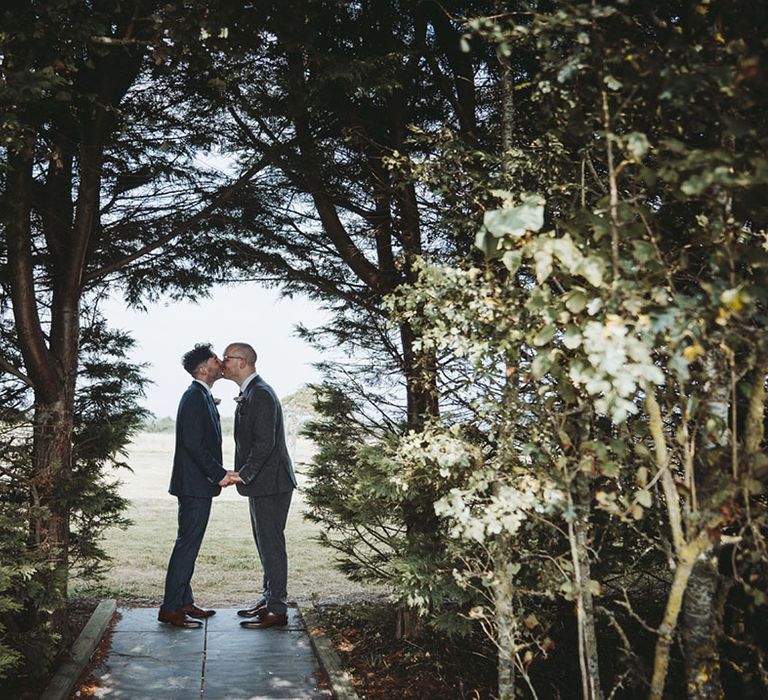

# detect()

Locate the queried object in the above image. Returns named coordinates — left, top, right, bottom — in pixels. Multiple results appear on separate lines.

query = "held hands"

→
left=219, top=470, right=243, bottom=487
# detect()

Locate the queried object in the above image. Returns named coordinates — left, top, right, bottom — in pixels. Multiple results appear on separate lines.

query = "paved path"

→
left=89, top=607, right=332, bottom=699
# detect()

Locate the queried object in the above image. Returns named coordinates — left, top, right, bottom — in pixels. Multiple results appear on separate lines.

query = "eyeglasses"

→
left=222, top=355, right=245, bottom=361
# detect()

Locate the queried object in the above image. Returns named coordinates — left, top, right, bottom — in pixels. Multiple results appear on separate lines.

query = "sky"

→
left=101, top=284, right=330, bottom=418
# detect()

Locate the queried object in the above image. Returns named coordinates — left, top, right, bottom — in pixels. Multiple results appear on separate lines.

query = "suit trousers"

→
left=161, top=495, right=212, bottom=612
left=248, top=490, right=292, bottom=615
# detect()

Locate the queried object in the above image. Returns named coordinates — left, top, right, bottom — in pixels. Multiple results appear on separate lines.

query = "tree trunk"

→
left=395, top=322, right=439, bottom=639
left=400, top=322, right=439, bottom=430
left=394, top=606, right=420, bottom=639
left=6, top=68, right=112, bottom=639
left=568, top=486, right=603, bottom=700
left=31, top=395, right=75, bottom=636
left=495, top=538, right=517, bottom=700
left=682, top=556, right=725, bottom=699
left=649, top=534, right=710, bottom=700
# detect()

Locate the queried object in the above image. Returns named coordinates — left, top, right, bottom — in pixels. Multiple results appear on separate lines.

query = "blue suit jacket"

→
left=169, top=382, right=226, bottom=497
left=234, top=375, right=297, bottom=497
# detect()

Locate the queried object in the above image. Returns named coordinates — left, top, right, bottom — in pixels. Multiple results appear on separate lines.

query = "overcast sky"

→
left=101, top=284, right=329, bottom=418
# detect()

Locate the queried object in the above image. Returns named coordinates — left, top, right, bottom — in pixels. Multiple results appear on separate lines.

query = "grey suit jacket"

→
left=234, top=374, right=297, bottom=497
left=169, top=382, right=226, bottom=497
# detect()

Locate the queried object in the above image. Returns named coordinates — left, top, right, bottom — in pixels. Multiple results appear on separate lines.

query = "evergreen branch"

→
left=83, top=157, right=270, bottom=283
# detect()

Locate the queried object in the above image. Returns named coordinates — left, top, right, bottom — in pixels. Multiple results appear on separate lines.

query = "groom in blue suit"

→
left=158, top=343, right=240, bottom=628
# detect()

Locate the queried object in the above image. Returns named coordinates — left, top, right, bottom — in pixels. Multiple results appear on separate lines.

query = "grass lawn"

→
left=72, top=432, right=386, bottom=607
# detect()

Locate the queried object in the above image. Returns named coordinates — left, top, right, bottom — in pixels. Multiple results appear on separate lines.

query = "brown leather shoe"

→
left=183, top=603, right=216, bottom=618
left=237, top=600, right=267, bottom=618
left=158, top=609, right=203, bottom=628
left=239, top=610, right=288, bottom=629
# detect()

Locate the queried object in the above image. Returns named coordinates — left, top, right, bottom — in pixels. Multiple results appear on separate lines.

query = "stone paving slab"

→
left=89, top=607, right=332, bottom=699
left=92, top=658, right=203, bottom=699
left=108, top=631, right=205, bottom=661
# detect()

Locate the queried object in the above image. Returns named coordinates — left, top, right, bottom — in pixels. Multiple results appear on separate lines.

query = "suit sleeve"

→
left=237, top=388, right=277, bottom=485
left=179, top=392, right=226, bottom=484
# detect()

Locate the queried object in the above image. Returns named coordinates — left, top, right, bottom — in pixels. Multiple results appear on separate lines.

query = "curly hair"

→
left=181, top=343, right=215, bottom=377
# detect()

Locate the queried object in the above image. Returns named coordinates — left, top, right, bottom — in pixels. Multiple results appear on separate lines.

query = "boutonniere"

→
left=234, top=395, right=244, bottom=404
left=213, top=397, right=221, bottom=406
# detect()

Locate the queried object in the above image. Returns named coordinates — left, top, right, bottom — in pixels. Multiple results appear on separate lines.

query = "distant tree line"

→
left=140, top=385, right=315, bottom=438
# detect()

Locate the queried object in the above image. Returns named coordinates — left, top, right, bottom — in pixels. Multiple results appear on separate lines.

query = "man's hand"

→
left=218, top=470, right=243, bottom=487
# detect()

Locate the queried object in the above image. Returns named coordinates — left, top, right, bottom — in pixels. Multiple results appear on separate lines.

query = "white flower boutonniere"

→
left=234, top=395, right=244, bottom=404
left=213, top=397, right=221, bottom=406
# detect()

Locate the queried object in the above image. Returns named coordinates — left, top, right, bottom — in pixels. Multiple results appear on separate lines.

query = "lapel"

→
left=235, top=375, right=259, bottom=429
left=194, top=382, right=221, bottom=439
left=237, top=375, right=260, bottom=407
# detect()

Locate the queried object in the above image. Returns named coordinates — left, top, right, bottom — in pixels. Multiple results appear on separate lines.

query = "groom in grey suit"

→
left=222, top=342, right=297, bottom=629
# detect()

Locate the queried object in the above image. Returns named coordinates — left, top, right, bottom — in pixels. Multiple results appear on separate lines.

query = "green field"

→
left=72, top=432, right=385, bottom=607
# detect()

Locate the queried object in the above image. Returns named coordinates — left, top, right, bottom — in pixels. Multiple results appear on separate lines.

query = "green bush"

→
left=0, top=320, right=148, bottom=689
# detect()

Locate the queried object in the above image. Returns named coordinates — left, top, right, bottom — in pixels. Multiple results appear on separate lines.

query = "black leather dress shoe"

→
left=158, top=609, right=203, bottom=628
left=237, top=600, right=267, bottom=617
left=239, top=610, right=288, bottom=629
left=184, top=603, right=216, bottom=618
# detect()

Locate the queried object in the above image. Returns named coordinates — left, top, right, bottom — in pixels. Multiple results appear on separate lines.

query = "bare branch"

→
left=0, top=356, right=34, bottom=388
